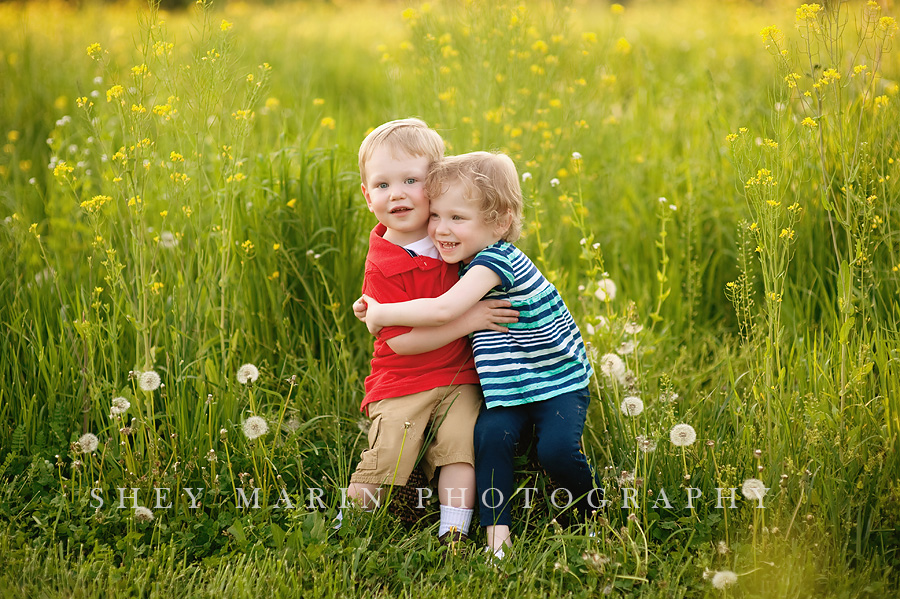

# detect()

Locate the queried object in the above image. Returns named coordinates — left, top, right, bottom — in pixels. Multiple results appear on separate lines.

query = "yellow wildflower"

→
left=86, top=43, right=103, bottom=58
left=287, top=198, right=297, bottom=208
left=106, top=85, right=124, bottom=102
left=615, top=38, right=631, bottom=54
left=610, top=3, right=624, bottom=14
left=801, top=117, right=818, bottom=128
left=879, top=17, right=898, bottom=35
left=320, top=117, right=336, bottom=130
left=221, top=20, right=233, bottom=32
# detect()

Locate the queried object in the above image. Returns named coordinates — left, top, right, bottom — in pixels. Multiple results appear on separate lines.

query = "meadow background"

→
left=1, top=0, right=899, bottom=596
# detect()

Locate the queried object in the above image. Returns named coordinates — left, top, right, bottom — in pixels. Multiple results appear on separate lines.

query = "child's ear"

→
left=361, top=183, right=374, bottom=212
left=494, top=210, right=513, bottom=236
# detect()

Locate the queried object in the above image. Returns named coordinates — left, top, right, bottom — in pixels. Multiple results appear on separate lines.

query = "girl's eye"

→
left=377, top=183, right=388, bottom=189
left=429, top=213, right=439, bottom=219
left=452, top=215, right=462, bottom=220
left=405, top=178, right=417, bottom=184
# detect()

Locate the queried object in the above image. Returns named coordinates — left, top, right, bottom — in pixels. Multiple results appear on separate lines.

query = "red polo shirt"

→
left=361, top=224, right=480, bottom=413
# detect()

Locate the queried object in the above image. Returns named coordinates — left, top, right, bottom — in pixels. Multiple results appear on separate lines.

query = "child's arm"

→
left=363, top=265, right=502, bottom=333
left=386, top=299, right=517, bottom=355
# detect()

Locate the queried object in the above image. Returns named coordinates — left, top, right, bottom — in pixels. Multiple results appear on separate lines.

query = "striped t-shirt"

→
left=461, top=241, right=593, bottom=408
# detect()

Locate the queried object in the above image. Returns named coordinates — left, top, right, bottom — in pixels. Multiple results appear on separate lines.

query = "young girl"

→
left=362, top=151, right=597, bottom=558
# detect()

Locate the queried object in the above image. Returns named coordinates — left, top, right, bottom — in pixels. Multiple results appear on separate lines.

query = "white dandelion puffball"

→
left=670, top=423, right=697, bottom=447
left=620, top=396, right=644, bottom=416
left=134, top=506, right=155, bottom=523
left=159, top=231, right=178, bottom=249
left=110, top=397, right=130, bottom=415
left=599, top=353, right=626, bottom=383
left=594, top=278, right=617, bottom=302
left=624, top=322, right=643, bottom=335
left=742, top=478, right=768, bottom=501
left=242, top=416, right=269, bottom=440
left=572, top=151, right=582, bottom=160
left=78, top=433, right=99, bottom=453
left=711, top=570, right=738, bottom=589
left=521, top=172, right=532, bottom=182
left=236, top=363, right=260, bottom=385
left=618, top=340, right=635, bottom=355
left=636, top=435, right=657, bottom=453
left=138, top=370, right=161, bottom=391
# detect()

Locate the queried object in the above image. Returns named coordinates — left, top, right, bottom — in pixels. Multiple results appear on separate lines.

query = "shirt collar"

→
left=367, top=223, right=443, bottom=277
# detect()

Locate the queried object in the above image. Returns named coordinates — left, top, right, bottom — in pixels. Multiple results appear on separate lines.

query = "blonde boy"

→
left=343, top=120, right=517, bottom=542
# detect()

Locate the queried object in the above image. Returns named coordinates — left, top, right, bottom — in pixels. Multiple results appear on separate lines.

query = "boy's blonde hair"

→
left=358, top=118, right=444, bottom=185
left=426, top=151, right=524, bottom=242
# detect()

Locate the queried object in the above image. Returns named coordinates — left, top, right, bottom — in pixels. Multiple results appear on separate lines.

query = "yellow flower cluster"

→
left=745, top=169, right=777, bottom=188
left=796, top=4, right=823, bottom=22
left=80, top=195, right=112, bottom=213
left=86, top=43, right=102, bottom=59
left=53, top=161, right=74, bottom=179
left=106, top=85, right=124, bottom=103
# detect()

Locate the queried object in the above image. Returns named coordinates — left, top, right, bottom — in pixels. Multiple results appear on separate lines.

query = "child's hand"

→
left=361, top=294, right=383, bottom=335
left=463, top=299, right=519, bottom=334
left=352, top=297, right=367, bottom=323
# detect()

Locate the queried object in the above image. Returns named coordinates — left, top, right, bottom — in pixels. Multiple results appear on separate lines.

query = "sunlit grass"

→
left=1, top=0, right=899, bottom=596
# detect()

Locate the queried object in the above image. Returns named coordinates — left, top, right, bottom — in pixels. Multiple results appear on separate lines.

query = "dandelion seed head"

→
left=669, top=423, right=696, bottom=446
left=624, top=322, right=643, bottom=335
left=134, top=506, right=155, bottom=523
left=236, top=363, right=259, bottom=385
left=711, top=570, right=738, bottom=589
left=550, top=177, right=560, bottom=187
left=572, top=151, right=582, bottom=160
left=620, top=396, right=644, bottom=416
left=599, top=353, right=626, bottom=383
left=138, top=370, right=161, bottom=391
left=159, top=231, right=178, bottom=249
left=594, top=278, right=617, bottom=301
left=741, top=478, right=768, bottom=500
left=78, top=432, right=99, bottom=453
left=636, top=435, right=657, bottom=453
left=521, top=172, right=532, bottom=182
left=618, top=340, right=635, bottom=355
left=110, top=397, right=130, bottom=415
left=242, top=415, right=269, bottom=440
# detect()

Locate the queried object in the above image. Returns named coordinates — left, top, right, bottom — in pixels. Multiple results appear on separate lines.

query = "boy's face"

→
left=361, top=147, right=431, bottom=246
left=428, top=180, right=505, bottom=264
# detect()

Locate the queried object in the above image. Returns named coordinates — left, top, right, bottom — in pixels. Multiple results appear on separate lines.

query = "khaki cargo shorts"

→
left=350, top=384, right=482, bottom=486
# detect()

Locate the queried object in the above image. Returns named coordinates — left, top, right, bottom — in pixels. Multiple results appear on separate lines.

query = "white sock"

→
left=438, top=504, right=473, bottom=537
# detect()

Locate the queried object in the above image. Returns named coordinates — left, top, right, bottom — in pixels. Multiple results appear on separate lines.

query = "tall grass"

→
left=1, top=0, right=899, bottom=596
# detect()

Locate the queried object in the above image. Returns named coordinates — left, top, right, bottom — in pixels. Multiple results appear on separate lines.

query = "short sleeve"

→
left=362, top=268, right=414, bottom=341
left=468, top=244, right=515, bottom=291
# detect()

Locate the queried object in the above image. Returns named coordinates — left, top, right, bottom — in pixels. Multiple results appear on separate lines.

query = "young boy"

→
left=361, top=151, right=597, bottom=559
left=343, top=120, right=517, bottom=543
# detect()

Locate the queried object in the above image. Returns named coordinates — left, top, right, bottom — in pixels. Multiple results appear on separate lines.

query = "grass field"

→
left=1, top=0, right=899, bottom=596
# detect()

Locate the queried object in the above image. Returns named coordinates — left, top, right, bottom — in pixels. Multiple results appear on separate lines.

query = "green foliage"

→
left=0, top=0, right=899, bottom=596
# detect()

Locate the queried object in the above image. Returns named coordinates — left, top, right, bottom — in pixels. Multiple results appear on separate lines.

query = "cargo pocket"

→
left=356, top=414, right=382, bottom=471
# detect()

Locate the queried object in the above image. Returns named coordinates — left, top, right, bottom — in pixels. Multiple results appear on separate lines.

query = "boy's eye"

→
left=405, top=178, right=417, bottom=185
left=377, top=183, right=388, bottom=189
left=429, top=213, right=439, bottom=219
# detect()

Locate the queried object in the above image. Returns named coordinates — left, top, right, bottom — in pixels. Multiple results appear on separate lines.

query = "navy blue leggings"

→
left=474, top=386, right=597, bottom=527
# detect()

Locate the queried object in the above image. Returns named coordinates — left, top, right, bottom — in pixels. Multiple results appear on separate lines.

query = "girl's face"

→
left=428, top=180, right=505, bottom=264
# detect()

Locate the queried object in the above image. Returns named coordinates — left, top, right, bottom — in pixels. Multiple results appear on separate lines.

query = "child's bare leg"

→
left=486, top=525, right=512, bottom=551
left=437, top=462, right=475, bottom=541
left=438, top=463, right=475, bottom=509
left=346, top=482, right=382, bottom=509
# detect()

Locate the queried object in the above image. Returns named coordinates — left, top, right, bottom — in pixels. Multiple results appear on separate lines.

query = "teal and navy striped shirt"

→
left=461, top=241, right=593, bottom=408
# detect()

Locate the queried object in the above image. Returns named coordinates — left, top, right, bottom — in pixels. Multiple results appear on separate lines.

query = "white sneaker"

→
left=484, top=545, right=506, bottom=561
